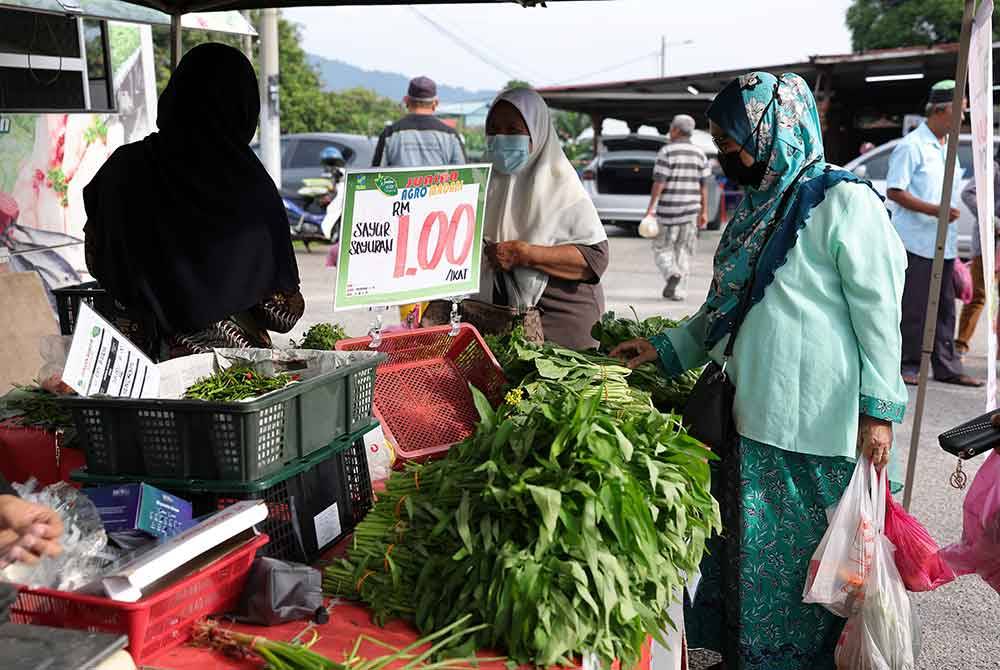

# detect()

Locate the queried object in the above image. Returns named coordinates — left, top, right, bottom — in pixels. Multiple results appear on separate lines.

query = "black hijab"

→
left=83, top=42, right=299, bottom=335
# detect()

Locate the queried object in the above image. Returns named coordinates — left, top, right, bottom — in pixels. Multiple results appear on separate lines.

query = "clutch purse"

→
left=939, top=410, right=1000, bottom=459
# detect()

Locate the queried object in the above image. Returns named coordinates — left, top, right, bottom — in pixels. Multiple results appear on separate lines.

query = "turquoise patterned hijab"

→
left=705, top=72, right=828, bottom=344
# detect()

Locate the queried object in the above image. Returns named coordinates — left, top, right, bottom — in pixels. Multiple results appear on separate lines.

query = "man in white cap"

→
left=645, top=114, right=711, bottom=300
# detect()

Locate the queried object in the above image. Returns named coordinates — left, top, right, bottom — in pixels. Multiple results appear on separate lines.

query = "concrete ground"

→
left=290, top=228, right=999, bottom=670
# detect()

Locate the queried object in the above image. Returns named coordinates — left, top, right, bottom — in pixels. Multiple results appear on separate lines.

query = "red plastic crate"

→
left=336, top=324, right=506, bottom=463
left=0, top=420, right=86, bottom=488
left=9, top=533, right=268, bottom=664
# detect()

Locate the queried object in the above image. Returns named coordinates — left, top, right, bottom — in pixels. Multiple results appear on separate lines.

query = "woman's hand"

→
left=609, top=338, right=659, bottom=369
left=486, top=241, right=532, bottom=272
left=858, top=415, right=893, bottom=470
left=0, top=495, right=64, bottom=568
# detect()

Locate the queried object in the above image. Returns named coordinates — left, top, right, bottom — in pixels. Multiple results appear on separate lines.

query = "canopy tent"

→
left=0, top=0, right=256, bottom=31
left=106, top=0, right=593, bottom=15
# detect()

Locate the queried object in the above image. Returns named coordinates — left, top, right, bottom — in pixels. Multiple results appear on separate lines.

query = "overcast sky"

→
left=285, top=0, right=855, bottom=93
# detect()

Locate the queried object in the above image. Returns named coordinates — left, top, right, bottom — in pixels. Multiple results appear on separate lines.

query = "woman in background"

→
left=480, top=88, right=608, bottom=350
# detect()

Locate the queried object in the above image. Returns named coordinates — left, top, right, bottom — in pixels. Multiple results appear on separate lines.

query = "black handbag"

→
left=682, top=159, right=818, bottom=453
left=682, top=311, right=741, bottom=453
left=939, top=410, right=1000, bottom=459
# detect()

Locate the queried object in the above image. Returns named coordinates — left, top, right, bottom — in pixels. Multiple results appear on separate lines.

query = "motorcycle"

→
left=285, top=146, right=346, bottom=252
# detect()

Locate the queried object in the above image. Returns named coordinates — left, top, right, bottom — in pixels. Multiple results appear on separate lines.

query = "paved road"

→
left=291, top=228, right=999, bottom=669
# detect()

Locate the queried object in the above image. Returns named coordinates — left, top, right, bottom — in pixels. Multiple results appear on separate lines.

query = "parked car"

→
left=844, top=134, right=990, bottom=258
left=581, top=134, right=724, bottom=232
left=252, top=133, right=377, bottom=242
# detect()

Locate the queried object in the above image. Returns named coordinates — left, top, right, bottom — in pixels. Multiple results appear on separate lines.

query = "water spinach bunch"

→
left=326, top=349, right=720, bottom=669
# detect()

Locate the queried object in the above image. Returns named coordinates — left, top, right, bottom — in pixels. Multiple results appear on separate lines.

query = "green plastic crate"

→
left=66, top=351, right=383, bottom=481
left=73, top=423, right=378, bottom=563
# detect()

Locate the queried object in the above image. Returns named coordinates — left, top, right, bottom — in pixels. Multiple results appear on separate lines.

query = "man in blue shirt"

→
left=887, top=80, right=982, bottom=387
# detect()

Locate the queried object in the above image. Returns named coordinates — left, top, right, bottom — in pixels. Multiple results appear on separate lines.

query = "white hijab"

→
left=478, top=88, right=607, bottom=309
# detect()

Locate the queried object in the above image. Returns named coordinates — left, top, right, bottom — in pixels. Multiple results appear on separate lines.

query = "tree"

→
left=504, top=80, right=533, bottom=90
left=152, top=14, right=400, bottom=135
left=324, top=88, right=401, bottom=137
left=553, top=110, right=590, bottom=143
left=846, top=0, right=1000, bottom=51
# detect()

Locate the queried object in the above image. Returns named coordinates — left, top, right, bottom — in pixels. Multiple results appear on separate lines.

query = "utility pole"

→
left=259, top=8, right=281, bottom=187
left=660, top=35, right=666, bottom=78
left=659, top=37, right=695, bottom=78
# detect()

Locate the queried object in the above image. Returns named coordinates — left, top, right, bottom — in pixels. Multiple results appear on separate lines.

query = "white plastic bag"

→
left=802, top=456, right=878, bottom=617
left=638, top=215, right=660, bottom=239
left=363, top=424, right=394, bottom=483
left=835, top=466, right=916, bottom=670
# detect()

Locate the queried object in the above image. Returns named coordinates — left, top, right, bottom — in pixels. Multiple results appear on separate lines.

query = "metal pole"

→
left=259, top=8, right=281, bottom=187
left=660, top=36, right=666, bottom=78
left=169, top=14, right=182, bottom=72
left=902, top=0, right=977, bottom=511
left=241, top=10, right=253, bottom=63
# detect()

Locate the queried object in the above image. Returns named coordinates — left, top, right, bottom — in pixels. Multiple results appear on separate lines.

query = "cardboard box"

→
left=84, top=483, right=193, bottom=539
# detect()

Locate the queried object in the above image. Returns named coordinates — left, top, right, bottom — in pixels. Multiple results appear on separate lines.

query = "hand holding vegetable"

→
left=858, top=415, right=893, bottom=470
left=609, top=338, right=659, bottom=369
left=0, top=495, right=63, bottom=567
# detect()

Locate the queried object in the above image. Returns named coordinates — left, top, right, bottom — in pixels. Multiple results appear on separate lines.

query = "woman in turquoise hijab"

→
left=613, top=72, right=908, bottom=669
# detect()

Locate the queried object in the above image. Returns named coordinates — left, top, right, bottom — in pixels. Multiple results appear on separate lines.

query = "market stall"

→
left=0, top=3, right=721, bottom=669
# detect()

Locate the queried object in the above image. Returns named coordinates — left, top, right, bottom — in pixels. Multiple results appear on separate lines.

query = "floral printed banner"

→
left=0, top=22, right=155, bottom=298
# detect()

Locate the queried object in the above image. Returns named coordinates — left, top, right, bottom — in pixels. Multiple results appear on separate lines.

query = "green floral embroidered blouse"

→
left=651, top=180, right=908, bottom=466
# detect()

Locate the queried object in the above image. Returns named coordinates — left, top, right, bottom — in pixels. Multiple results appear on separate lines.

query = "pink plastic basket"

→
left=9, top=533, right=268, bottom=664
left=336, top=324, right=506, bottom=463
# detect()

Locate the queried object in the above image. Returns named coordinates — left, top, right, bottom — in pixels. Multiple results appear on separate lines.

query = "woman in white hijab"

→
left=481, top=87, right=609, bottom=350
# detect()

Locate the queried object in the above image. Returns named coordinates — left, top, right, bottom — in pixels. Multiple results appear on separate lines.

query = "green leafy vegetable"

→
left=296, top=323, right=348, bottom=351
left=0, top=386, right=77, bottom=445
left=325, top=347, right=721, bottom=669
left=183, top=365, right=295, bottom=402
left=590, top=310, right=702, bottom=412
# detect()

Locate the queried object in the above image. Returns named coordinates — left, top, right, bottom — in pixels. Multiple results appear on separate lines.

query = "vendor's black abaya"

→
left=83, top=43, right=299, bottom=336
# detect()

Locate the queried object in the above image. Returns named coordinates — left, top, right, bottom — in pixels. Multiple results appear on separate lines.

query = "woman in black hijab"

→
left=83, top=43, right=303, bottom=360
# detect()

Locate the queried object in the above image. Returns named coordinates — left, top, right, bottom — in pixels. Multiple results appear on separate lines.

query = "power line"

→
left=407, top=7, right=534, bottom=84
left=547, top=50, right=661, bottom=87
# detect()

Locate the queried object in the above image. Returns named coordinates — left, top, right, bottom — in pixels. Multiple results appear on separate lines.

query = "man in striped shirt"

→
left=645, top=114, right=711, bottom=301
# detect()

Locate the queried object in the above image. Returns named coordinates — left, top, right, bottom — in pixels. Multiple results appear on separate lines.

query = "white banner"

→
left=334, top=166, right=491, bottom=310
left=968, top=0, right=996, bottom=409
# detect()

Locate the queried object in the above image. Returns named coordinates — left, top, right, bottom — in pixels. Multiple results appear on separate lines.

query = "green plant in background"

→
left=296, top=323, right=348, bottom=350
left=108, top=24, right=142, bottom=73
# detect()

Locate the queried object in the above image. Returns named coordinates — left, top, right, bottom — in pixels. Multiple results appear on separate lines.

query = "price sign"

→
left=334, top=165, right=491, bottom=310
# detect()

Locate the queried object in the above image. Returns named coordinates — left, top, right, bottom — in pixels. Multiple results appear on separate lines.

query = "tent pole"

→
left=169, top=14, right=182, bottom=72
left=902, top=0, right=977, bottom=511
left=242, top=10, right=253, bottom=63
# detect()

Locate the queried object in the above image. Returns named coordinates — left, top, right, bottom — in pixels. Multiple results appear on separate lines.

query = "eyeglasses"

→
left=712, top=84, right=780, bottom=156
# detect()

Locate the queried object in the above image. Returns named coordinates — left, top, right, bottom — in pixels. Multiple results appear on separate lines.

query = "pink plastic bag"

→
left=940, top=451, right=1000, bottom=594
left=884, top=484, right=955, bottom=592
left=953, top=260, right=974, bottom=304
left=326, top=242, right=339, bottom=268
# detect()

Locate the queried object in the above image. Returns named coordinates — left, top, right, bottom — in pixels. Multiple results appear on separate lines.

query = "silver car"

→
left=581, top=134, right=724, bottom=232
left=844, top=135, right=982, bottom=258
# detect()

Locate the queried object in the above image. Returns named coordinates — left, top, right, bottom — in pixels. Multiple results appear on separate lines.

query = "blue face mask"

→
left=486, top=134, right=531, bottom=174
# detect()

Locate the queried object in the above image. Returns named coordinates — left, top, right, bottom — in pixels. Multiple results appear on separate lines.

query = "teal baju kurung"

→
left=651, top=72, right=908, bottom=670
